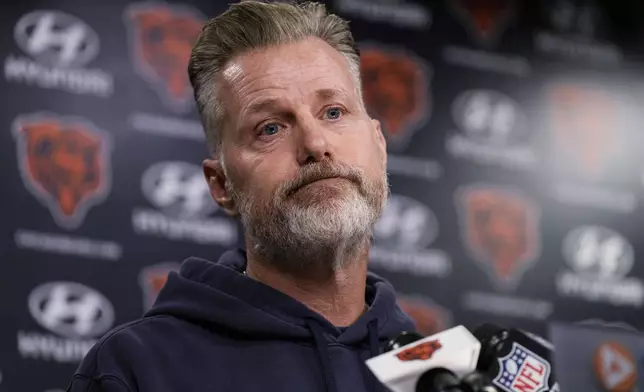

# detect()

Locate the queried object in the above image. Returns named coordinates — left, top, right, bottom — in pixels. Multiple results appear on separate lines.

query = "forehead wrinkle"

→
left=225, top=43, right=361, bottom=128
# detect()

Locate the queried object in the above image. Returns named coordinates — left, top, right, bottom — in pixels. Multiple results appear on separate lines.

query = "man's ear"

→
left=371, top=118, right=387, bottom=167
left=203, top=159, right=239, bottom=216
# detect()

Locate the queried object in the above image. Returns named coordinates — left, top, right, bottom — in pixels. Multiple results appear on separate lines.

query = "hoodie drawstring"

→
left=366, top=319, right=380, bottom=392
left=306, top=319, right=339, bottom=392
left=305, top=319, right=382, bottom=392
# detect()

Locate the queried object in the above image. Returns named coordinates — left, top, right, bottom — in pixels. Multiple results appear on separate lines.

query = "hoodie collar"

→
left=146, top=248, right=415, bottom=345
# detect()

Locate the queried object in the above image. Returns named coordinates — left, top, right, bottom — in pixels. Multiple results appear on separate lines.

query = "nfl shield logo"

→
left=493, top=343, right=551, bottom=392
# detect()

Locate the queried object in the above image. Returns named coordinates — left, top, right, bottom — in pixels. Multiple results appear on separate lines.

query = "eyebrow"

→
left=242, top=88, right=350, bottom=118
left=244, top=98, right=282, bottom=118
left=315, top=88, right=349, bottom=102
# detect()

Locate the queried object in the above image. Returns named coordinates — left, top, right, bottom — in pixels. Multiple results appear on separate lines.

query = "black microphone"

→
left=459, top=372, right=500, bottom=392
left=386, top=331, right=424, bottom=352
left=415, top=368, right=461, bottom=392
left=416, top=369, right=502, bottom=392
left=473, top=324, right=559, bottom=392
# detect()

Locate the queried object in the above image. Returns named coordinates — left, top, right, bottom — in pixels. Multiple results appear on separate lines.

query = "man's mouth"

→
left=288, top=176, right=346, bottom=196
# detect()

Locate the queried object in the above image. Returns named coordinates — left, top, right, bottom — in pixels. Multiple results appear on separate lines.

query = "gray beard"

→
left=230, top=167, right=388, bottom=277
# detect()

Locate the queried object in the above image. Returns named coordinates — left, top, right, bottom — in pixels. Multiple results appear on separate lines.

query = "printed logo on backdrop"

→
left=4, top=10, right=113, bottom=97
left=449, top=0, right=514, bottom=47
left=359, top=44, right=442, bottom=181
left=18, top=282, right=115, bottom=362
left=333, top=0, right=431, bottom=30
left=12, top=113, right=112, bottom=230
left=396, top=295, right=452, bottom=337
left=556, top=225, right=644, bottom=308
left=139, top=262, right=181, bottom=312
left=446, top=89, right=535, bottom=169
left=492, top=343, right=551, bottom=392
left=124, top=3, right=205, bottom=113
left=550, top=85, right=621, bottom=179
left=547, top=84, right=636, bottom=213
left=369, top=194, right=451, bottom=278
left=456, top=185, right=541, bottom=290
left=11, top=113, right=121, bottom=261
left=132, top=161, right=238, bottom=246
left=360, top=45, right=432, bottom=151
left=593, top=341, right=637, bottom=392
left=534, top=0, right=622, bottom=65
left=124, top=3, right=206, bottom=141
left=444, top=0, right=530, bottom=77
left=456, top=185, right=551, bottom=321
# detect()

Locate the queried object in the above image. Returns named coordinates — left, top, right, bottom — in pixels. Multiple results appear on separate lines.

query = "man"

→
left=67, top=1, right=415, bottom=391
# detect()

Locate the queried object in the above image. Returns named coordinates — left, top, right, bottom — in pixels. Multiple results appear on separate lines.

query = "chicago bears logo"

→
left=549, top=85, right=620, bottom=179
left=456, top=185, right=540, bottom=290
left=139, top=262, right=181, bottom=311
left=12, top=113, right=112, bottom=229
left=124, top=3, right=205, bottom=113
left=359, top=46, right=431, bottom=150
left=397, top=295, right=451, bottom=337
left=450, top=0, right=514, bottom=47
left=396, top=339, right=442, bottom=361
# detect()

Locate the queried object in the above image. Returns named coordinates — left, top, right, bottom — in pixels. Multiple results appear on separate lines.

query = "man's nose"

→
left=295, top=117, right=332, bottom=165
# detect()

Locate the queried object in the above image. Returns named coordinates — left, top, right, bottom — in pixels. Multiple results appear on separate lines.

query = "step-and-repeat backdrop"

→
left=2, top=0, right=644, bottom=390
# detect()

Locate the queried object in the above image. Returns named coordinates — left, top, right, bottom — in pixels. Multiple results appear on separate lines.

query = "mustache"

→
left=281, top=161, right=364, bottom=197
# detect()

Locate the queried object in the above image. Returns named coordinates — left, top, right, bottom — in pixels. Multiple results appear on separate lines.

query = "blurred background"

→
left=2, top=0, right=644, bottom=390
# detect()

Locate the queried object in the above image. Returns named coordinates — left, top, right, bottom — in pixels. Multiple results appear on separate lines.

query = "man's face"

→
left=205, top=37, right=388, bottom=271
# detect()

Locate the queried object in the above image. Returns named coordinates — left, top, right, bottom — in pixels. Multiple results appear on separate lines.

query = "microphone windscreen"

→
left=472, top=323, right=504, bottom=344
left=471, top=324, right=507, bottom=371
left=415, top=368, right=459, bottom=392
left=385, top=331, right=424, bottom=353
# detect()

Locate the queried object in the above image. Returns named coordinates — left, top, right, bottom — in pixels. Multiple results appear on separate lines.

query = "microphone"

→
left=385, top=331, right=464, bottom=392
left=365, top=326, right=482, bottom=392
left=415, top=368, right=462, bottom=392
left=473, top=324, right=560, bottom=392
left=386, top=331, right=425, bottom=352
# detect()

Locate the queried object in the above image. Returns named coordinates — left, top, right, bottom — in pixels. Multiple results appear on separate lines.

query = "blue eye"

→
left=262, top=123, right=281, bottom=136
left=326, top=107, right=343, bottom=120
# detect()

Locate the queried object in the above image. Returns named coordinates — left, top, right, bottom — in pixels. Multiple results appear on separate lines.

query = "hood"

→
left=146, top=249, right=415, bottom=392
left=146, top=248, right=415, bottom=346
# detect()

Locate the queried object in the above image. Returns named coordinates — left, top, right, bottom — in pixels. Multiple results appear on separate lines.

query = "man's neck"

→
left=244, top=240, right=370, bottom=327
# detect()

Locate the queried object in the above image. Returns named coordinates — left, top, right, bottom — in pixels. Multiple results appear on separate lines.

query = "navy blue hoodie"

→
left=66, top=249, right=415, bottom=392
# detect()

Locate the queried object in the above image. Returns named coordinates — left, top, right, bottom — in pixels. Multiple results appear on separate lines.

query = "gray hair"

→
left=188, top=0, right=362, bottom=155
